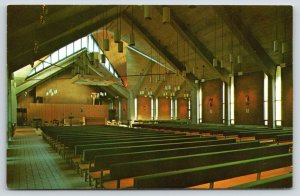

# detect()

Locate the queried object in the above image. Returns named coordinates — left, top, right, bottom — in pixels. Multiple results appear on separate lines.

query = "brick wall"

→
left=158, top=97, right=171, bottom=120
left=234, top=71, right=264, bottom=125
left=177, top=98, right=188, bottom=120
left=282, top=67, right=293, bottom=127
left=137, top=96, right=151, bottom=120
left=202, top=79, right=223, bottom=124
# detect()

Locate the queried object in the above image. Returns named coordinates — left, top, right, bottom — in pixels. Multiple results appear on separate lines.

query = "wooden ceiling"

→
left=8, top=5, right=292, bottom=98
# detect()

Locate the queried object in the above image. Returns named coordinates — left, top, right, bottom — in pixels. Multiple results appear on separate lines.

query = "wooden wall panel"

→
left=25, top=103, right=108, bottom=124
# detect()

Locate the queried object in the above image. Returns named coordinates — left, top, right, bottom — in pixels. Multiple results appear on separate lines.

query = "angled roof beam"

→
left=122, top=12, right=197, bottom=87
left=157, top=7, right=229, bottom=83
left=132, top=61, right=154, bottom=97
left=213, top=6, right=276, bottom=76
left=16, top=49, right=87, bottom=95
left=84, top=53, right=129, bottom=99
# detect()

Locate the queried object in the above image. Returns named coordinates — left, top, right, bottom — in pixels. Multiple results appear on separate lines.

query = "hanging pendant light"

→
left=114, top=30, right=120, bottom=43
left=129, top=6, right=135, bottom=46
left=201, top=65, right=205, bottom=83
left=213, top=58, right=218, bottom=67
left=273, top=8, right=279, bottom=53
left=220, top=60, right=224, bottom=68
left=213, top=13, right=218, bottom=68
left=118, top=41, right=123, bottom=53
left=103, top=10, right=110, bottom=51
left=114, top=6, right=121, bottom=43
left=101, top=54, right=106, bottom=63
left=229, top=54, right=233, bottom=63
left=273, top=40, right=279, bottom=52
left=103, top=39, right=109, bottom=51
left=129, top=32, right=135, bottom=46
left=221, top=18, right=224, bottom=68
left=237, top=55, right=242, bottom=64
left=162, top=6, right=170, bottom=24
left=281, top=42, right=286, bottom=54
left=144, top=5, right=152, bottom=20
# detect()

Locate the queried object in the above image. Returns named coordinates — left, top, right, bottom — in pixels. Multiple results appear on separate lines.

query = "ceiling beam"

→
left=213, top=6, right=276, bottom=76
left=158, top=7, right=229, bottom=83
left=122, top=12, right=198, bottom=87
left=16, top=49, right=87, bottom=95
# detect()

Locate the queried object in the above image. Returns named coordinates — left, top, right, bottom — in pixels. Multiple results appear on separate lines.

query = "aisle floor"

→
left=7, top=128, right=90, bottom=190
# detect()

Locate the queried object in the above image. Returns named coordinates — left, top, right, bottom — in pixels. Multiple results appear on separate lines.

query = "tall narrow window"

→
left=199, top=86, right=203, bottom=123
left=188, top=98, right=191, bottom=120
left=230, top=76, right=235, bottom=124
left=275, top=66, right=282, bottom=126
left=170, top=99, right=173, bottom=119
left=264, top=73, right=269, bottom=126
left=134, top=97, right=137, bottom=120
left=151, top=97, right=154, bottom=120
left=155, top=98, right=158, bottom=120
left=222, top=82, right=226, bottom=124
left=174, top=99, right=178, bottom=120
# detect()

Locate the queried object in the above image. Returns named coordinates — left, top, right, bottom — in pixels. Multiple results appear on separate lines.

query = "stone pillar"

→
left=127, top=91, right=135, bottom=126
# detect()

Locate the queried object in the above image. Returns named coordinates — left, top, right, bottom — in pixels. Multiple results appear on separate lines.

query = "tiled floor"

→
left=7, top=128, right=90, bottom=190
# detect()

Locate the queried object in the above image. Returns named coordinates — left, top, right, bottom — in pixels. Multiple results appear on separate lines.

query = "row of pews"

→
left=42, top=125, right=292, bottom=189
left=134, top=123, right=293, bottom=144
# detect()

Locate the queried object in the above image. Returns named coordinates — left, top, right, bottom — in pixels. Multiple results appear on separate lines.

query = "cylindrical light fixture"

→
left=213, top=58, right=218, bottom=67
left=101, top=54, right=106, bottom=63
left=129, top=33, right=135, bottom=46
left=273, top=40, right=279, bottom=52
left=237, top=55, right=242, bottom=64
left=220, top=60, right=224, bottom=68
left=162, top=6, right=170, bottom=24
left=114, top=30, right=120, bottom=43
left=282, top=42, right=286, bottom=54
left=229, top=54, right=233, bottom=63
left=144, top=5, right=152, bottom=20
left=103, top=39, right=110, bottom=51
left=118, top=41, right=123, bottom=53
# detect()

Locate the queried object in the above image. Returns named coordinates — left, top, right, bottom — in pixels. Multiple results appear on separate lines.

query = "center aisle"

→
left=7, top=128, right=90, bottom=189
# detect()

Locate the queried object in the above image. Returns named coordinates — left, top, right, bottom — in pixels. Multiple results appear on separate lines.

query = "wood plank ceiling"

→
left=8, top=5, right=292, bottom=98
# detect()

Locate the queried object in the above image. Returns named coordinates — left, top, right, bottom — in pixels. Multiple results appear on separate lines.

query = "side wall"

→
left=234, top=71, right=264, bottom=125
left=202, top=79, right=223, bottom=124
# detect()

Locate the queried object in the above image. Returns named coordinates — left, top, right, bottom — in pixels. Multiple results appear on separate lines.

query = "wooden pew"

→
left=76, top=137, right=215, bottom=176
left=90, top=141, right=259, bottom=188
left=231, top=173, right=292, bottom=189
left=109, top=144, right=290, bottom=188
left=275, top=134, right=293, bottom=144
left=77, top=136, right=216, bottom=157
left=62, top=134, right=191, bottom=159
left=133, top=153, right=292, bottom=188
left=255, top=131, right=292, bottom=142
left=81, top=139, right=235, bottom=184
